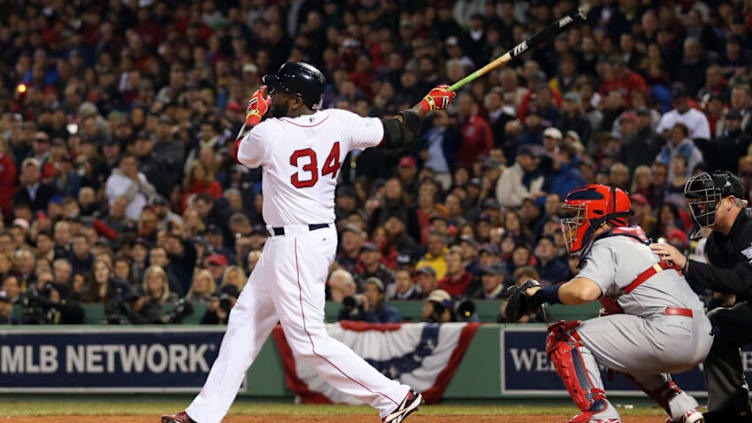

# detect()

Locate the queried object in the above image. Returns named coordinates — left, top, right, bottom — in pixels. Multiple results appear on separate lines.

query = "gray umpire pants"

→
left=705, top=302, right=752, bottom=414
left=574, top=312, right=713, bottom=421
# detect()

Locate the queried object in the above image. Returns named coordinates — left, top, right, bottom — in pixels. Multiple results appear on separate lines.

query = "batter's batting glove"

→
left=245, top=85, right=271, bottom=126
left=501, top=279, right=543, bottom=323
left=418, top=85, right=456, bottom=113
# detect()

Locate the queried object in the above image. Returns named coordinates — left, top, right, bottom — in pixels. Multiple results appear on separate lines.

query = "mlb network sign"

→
left=0, top=327, right=225, bottom=392
left=501, top=326, right=752, bottom=396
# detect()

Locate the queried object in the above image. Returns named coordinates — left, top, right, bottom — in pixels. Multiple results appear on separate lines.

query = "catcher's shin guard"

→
left=547, top=321, right=608, bottom=414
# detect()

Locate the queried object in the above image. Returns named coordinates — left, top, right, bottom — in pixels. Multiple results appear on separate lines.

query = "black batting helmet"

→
left=262, top=62, right=326, bottom=110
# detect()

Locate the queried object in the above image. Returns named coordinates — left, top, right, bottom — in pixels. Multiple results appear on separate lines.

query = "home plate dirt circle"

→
left=5, top=415, right=667, bottom=422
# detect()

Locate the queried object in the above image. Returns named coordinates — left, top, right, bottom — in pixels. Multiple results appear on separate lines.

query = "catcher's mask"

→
left=561, top=184, right=632, bottom=254
left=684, top=171, right=745, bottom=237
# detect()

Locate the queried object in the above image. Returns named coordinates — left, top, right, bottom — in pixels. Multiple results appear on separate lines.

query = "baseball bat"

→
left=448, top=7, right=588, bottom=92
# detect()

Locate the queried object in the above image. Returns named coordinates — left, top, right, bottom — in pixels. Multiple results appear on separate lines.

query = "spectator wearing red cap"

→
left=206, top=253, right=229, bottom=285
left=438, top=248, right=472, bottom=297
left=397, top=156, right=419, bottom=199
left=629, top=193, right=657, bottom=237
left=667, top=229, right=689, bottom=255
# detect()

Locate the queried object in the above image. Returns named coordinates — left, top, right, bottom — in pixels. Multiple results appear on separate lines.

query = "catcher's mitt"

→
left=501, top=279, right=543, bottom=322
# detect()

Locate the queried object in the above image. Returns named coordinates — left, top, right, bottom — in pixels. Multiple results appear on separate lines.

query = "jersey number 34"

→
left=289, top=142, right=341, bottom=188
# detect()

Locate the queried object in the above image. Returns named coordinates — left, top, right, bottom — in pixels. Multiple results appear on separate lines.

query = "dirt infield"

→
left=5, top=416, right=665, bottom=423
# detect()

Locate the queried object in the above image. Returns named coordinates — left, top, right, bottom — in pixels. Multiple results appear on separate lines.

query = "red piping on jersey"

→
left=282, top=115, right=330, bottom=127
left=293, top=238, right=400, bottom=407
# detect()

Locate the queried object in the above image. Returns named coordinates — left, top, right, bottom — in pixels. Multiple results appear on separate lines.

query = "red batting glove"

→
left=244, top=85, right=271, bottom=126
left=418, top=85, right=456, bottom=113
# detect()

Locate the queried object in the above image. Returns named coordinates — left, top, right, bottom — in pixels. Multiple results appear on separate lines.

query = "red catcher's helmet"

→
left=561, top=185, right=632, bottom=254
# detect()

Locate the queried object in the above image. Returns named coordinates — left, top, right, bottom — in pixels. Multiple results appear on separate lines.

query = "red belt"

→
left=665, top=307, right=693, bottom=318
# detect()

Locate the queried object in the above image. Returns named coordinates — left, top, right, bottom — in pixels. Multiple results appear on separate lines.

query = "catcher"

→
left=504, top=184, right=712, bottom=423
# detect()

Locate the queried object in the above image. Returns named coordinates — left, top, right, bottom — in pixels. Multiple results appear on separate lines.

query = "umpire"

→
left=651, top=171, right=752, bottom=422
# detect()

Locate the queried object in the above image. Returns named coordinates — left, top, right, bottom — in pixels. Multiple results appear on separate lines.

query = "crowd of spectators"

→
left=0, top=0, right=750, bottom=325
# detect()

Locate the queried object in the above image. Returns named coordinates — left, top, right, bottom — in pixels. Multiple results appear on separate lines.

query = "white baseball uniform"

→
left=185, top=109, right=410, bottom=423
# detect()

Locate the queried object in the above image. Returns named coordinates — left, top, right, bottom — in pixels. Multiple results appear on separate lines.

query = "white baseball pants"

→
left=186, top=224, right=409, bottom=423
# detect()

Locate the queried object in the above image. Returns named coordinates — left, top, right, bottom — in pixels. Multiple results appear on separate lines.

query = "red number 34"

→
left=289, top=142, right=341, bottom=188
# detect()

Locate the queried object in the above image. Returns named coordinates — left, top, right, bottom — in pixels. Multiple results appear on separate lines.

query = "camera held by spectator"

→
left=19, top=282, right=84, bottom=324
left=422, top=289, right=455, bottom=323
left=201, top=284, right=239, bottom=325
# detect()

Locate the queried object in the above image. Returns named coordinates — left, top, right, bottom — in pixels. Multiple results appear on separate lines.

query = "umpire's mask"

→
left=684, top=171, right=745, bottom=237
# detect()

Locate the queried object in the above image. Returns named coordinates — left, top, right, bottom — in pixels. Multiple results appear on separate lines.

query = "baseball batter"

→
left=504, top=184, right=712, bottom=423
left=162, top=62, right=456, bottom=423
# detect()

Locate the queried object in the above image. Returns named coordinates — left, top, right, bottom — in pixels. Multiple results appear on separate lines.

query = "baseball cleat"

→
left=382, top=389, right=423, bottom=423
left=161, top=411, right=196, bottom=423
left=558, top=412, right=621, bottom=423
left=665, top=409, right=704, bottom=423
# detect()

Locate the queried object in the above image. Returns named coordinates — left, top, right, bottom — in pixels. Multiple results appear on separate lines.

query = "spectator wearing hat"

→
left=459, top=236, right=482, bottom=276
left=496, top=145, right=545, bottom=211
left=655, top=122, right=704, bottom=184
left=368, top=178, right=418, bottom=239
left=549, top=143, right=586, bottom=199
left=415, top=266, right=439, bottom=299
left=205, top=224, right=234, bottom=264
left=396, top=156, right=420, bottom=200
left=14, top=157, right=58, bottom=213
left=629, top=193, right=658, bottom=237
left=92, top=138, right=122, bottom=187
left=354, top=242, right=394, bottom=291
left=656, top=82, right=711, bottom=140
left=706, top=110, right=752, bottom=174
left=534, top=236, right=569, bottom=286
left=388, top=266, right=422, bottom=301
left=415, top=230, right=449, bottom=280
left=381, top=211, right=419, bottom=270
left=471, top=263, right=506, bottom=299
left=106, top=154, right=157, bottom=221
left=422, top=288, right=454, bottom=323
left=358, top=277, right=402, bottom=323
left=456, top=93, right=493, bottom=169
left=336, top=225, right=363, bottom=275
left=438, top=248, right=472, bottom=297
left=621, top=108, right=663, bottom=170
left=556, top=91, right=592, bottom=147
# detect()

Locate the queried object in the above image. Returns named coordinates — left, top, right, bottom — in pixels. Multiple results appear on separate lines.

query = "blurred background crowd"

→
left=0, top=0, right=750, bottom=325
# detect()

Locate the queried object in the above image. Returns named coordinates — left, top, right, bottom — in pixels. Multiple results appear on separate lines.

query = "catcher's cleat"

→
left=161, top=411, right=196, bottom=423
left=702, top=410, right=752, bottom=423
left=665, top=409, right=704, bottom=423
left=382, top=389, right=423, bottom=423
left=557, top=416, right=621, bottom=423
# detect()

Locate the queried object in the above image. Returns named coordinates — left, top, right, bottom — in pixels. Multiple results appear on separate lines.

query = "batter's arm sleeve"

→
left=685, top=260, right=752, bottom=296
left=235, top=123, right=271, bottom=168
left=379, top=110, right=421, bottom=149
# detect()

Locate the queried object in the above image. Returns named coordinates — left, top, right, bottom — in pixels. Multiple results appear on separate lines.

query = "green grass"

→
left=0, top=401, right=666, bottom=417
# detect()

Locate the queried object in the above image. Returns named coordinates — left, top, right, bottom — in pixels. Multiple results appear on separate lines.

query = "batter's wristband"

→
left=419, top=95, right=435, bottom=113
left=245, top=110, right=262, bottom=126
left=540, top=285, right=562, bottom=305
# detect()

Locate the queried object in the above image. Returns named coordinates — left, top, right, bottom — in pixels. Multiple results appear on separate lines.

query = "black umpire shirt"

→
left=685, top=208, right=752, bottom=301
